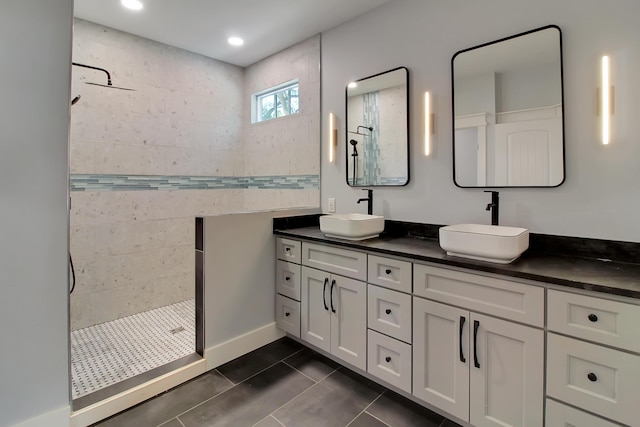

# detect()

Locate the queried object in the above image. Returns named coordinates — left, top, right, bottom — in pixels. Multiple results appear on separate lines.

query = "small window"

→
left=252, top=80, right=299, bottom=123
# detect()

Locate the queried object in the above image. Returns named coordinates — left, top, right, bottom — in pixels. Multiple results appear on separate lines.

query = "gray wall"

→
left=321, top=0, right=640, bottom=242
left=0, top=0, right=73, bottom=425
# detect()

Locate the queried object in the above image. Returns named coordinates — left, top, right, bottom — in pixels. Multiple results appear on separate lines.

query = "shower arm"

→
left=347, top=125, right=374, bottom=136
left=72, top=62, right=112, bottom=86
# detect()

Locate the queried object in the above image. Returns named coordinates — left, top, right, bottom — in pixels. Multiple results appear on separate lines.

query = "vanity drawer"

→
left=275, top=294, right=300, bottom=338
left=545, top=399, right=620, bottom=427
left=276, top=238, right=302, bottom=264
left=276, top=260, right=301, bottom=301
left=413, top=263, right=544, bottom=327
left=368, top=254, right=412, bottom=293
left=547, top=333, right=640, bottom=426
left=302, top=242, right=366, bottom=281
left=548, top=289, right=640, bottom=353
left=367, top=329, right=412, bottom=393
left=367, top=284, right=412, bottom=343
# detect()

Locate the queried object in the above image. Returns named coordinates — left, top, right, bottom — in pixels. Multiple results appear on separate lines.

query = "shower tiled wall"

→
left=70, top=20, right=319, bottom=329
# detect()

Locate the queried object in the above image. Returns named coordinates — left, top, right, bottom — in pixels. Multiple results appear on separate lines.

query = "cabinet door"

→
left=469, top=313, right=544, bottom=427
left=301, top=267, right=331, bottom=352
left=330, top=275, right=367, bottom=370
left=413, top=297, right=470, bottom=422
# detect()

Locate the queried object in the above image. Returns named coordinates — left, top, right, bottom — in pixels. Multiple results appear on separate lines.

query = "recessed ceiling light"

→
left=121, top=0, right=143, bottom=11
left=228, top=37, right=244, bottom=47
left=347, top=82, right=358, bottom=89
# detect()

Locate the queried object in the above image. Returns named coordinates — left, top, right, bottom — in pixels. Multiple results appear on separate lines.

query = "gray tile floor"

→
left=94, top=338, right=462, bottom=427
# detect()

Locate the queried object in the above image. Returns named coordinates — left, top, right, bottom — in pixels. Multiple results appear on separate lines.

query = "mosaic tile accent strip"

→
left=70, top=174, right=319, bottom=192
left=70, top=299, right=195, bottom=399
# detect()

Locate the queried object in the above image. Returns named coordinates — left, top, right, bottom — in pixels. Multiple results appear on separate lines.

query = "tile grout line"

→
left=214, top=368, right=236, bottom=387
left=362, top=411, right=393, bottom=427
left=345, top=390, right=386, bottom=426
left=281, top=360, right=320, bottom=383
left=170, top=350, right=304, bottom=422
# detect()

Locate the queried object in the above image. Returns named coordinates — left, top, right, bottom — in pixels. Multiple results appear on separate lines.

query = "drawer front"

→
left=368, top=285, right=412, bottom=343
left=548, top=289, right=640, bottom=353
left=302, top=242, right=367, bottom=281
left=545, top=399, right=620, bottom=427
left=413, top=263, right=544, bottom=327
left=276, top=260, right=301, bottom=301
left=547, top=333, right=640, bottom=426
left=276, top=238, right=302, bottom=264
left=275, top=294, right=300, bottom=338
left=367, top=254, right=412, bottom=293
left=367, top=329, right=412, bottom=393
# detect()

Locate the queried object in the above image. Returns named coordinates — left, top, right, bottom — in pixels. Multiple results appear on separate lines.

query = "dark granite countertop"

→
left=274, top=226, right=640, bottom=300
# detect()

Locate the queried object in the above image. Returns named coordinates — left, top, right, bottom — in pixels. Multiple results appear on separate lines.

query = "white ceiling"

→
left=74, top=0, right=392, bottom=67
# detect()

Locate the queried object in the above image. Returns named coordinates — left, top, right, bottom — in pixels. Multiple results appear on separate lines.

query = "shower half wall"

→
left=70, top=19, right=320, bottom=330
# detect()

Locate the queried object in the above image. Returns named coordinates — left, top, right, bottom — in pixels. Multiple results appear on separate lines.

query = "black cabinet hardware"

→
left=385, top=269, right=392, bottom=275
left=323, top=278, right=329, bottom=311
left=285, top=312, right=290, bottom=317
left=385, top=309, right=391, bottom=315
left=330, top=279, right=336, bottom=313
left=285, top=276, right=290, bottom=281
left=473, top=320, right=480, bottom=368
left=588, top=314, right=598, bottom=322
left=385, top=356, right=391, bottom=363
left=459, top=316, right=466, bottom=363
left=588, top=372, right=598, bottom=382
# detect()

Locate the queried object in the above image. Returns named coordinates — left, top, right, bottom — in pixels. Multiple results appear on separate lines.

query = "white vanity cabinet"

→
left=366, top=255, right=413, bottom=393
left=275, top=238, right=302, bottom=337
left=546, top=289, right=640, bottom=426
left=412, top=264, right=544, bottom=427
left=300, top=243, right=367, bottom=370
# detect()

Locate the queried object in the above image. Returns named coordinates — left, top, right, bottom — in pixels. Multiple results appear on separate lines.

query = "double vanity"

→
left=273, top=215, right=640, bottom=427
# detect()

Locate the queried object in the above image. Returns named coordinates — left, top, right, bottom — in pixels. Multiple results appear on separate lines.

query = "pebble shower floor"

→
left=70, top=299, right=195, bottom=399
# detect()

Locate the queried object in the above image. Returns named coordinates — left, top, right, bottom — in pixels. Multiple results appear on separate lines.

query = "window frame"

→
left=251, top=79, right=300, bottom=123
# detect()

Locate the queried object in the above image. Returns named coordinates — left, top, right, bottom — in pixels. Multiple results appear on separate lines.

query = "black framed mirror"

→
left=452, top=25, right=565, bottom=188
left=346, top=66, right=409, bottom=187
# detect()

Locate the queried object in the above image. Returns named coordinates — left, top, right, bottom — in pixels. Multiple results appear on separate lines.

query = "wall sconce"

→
left=329, top=112, right=337, bottom=162
left=424, top=92, right=433, bottom=156
left=599, top=55, right=614, bottom=145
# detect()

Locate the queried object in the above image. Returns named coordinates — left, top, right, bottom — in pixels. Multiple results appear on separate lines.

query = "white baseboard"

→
left=12, top=406, right=70, bottom=427
left=69, top=358, right=207, bottom=427
left=204, top=322, right=285, bottom=370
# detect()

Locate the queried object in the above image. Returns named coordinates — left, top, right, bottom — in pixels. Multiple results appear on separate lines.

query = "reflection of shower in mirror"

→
left=349, top=139, right=359, bottom=185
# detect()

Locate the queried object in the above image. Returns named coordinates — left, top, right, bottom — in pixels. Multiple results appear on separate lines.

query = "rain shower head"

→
left=72, top=62, right=135, bottom=91
left=84, top=82, right=135, bottom=91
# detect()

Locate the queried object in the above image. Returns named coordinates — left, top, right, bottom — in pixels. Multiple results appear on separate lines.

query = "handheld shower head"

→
left=349, top=139, right=359, bottom=156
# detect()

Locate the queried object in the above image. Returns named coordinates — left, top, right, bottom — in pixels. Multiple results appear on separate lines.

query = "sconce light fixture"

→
left=424, top=92, right=432, bottom=156
left=600, top=55, right=613, bottom=145
left=329, top=112, right=337, bottom=162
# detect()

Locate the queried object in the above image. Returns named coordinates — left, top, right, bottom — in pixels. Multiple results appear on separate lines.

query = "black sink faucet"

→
left=357, top=189, right=373, bottom=215
left=484, top=190, right=499, bottom=226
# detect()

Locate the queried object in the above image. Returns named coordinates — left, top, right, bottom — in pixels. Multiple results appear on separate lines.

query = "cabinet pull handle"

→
left=385, top=269, right=392, bottom=275
left=385, top=309, right=391, bottom=315
left=285, top=276, right=290, bottom=281
left=285, top=312, right=290, bottom=317
left=330, top=279, right=336, bottom=313
left=385, top=356, right=391, bottom=363
left=588, top=372, right=598, bottom=382
left=459, top=316, right=466, bottom=363
left=473, top=320, right=480, bottom=368
left=588, top=313, right=598, bottom=322
left=322, top=278, right=329, bottom=311
left=285, top=247, right=290, bottom=252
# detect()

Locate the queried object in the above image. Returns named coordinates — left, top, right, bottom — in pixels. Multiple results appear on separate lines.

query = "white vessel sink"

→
left=320, top=213, right=385, bottom=241
left=439, top=223, right=529, bottom=264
